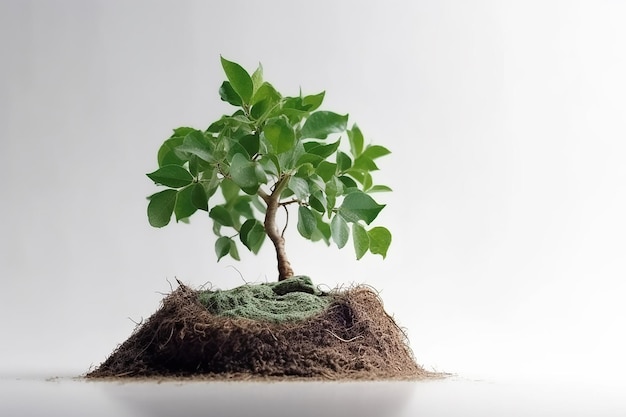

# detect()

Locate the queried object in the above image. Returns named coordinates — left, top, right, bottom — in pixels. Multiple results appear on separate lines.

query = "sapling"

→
left=147, top=57, right=392, bottom=281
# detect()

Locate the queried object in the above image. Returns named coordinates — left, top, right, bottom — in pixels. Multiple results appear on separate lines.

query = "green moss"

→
left=197, top=276, right=331, bottom=323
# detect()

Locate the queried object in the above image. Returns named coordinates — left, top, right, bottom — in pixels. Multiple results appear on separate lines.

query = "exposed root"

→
left=325, top=329, right=364, bottom=343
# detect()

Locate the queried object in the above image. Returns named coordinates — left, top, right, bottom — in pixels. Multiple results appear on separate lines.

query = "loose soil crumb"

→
left=86, top=279, right=437, bottom=381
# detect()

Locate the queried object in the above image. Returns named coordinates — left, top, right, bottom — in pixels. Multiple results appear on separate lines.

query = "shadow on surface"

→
left=101, top=379, right=418, bottom=417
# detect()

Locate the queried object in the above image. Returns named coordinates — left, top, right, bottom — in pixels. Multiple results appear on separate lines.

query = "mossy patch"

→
left=197, top=276, right=330, bottom=323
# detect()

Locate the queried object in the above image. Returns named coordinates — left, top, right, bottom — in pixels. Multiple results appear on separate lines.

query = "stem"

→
left=259, top=175, right=294, bottom=281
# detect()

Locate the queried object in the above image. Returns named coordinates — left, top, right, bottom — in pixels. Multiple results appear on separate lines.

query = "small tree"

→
left=147, top=57, right=392, bottom=281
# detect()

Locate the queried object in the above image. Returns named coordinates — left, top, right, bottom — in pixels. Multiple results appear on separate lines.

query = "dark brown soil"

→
left=86, top=283, right=434, bottom=381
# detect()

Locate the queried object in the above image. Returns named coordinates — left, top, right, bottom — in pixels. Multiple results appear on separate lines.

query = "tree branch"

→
left=279, top=198, right=299, bottom=207
left=281, top=205, right=289, bottom=238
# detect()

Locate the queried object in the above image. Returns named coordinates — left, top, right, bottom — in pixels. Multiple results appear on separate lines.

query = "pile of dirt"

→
left=87, top=279, right=431, bottom=380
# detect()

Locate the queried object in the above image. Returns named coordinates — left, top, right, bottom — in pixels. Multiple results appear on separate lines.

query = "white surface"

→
left=1, top=0, right=625, bottom=399
left=2, top=375, right=626, bottom=417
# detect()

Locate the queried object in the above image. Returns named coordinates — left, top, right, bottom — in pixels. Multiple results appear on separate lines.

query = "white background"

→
left=1, top=0, right=625, bottom=388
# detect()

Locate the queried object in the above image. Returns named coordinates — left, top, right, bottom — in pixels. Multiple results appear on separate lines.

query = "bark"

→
left=259, top=177, right=294, bottom=281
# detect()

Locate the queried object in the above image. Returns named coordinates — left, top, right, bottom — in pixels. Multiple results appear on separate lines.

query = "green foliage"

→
left=146, top=57, right=392, bottom=266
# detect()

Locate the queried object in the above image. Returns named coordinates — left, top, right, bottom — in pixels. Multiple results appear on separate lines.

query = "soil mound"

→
left=87, top=280, right=429, bottom=380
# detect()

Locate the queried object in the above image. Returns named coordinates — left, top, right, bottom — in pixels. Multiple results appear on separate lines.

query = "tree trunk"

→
left=259, top=177, right=294, bottom=281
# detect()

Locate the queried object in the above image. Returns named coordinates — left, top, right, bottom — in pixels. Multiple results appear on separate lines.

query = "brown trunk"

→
left=260, top=178, right=294, bottom=281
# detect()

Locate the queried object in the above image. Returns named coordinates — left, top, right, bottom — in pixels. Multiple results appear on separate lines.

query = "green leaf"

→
left=233, top=195, right=255, bottom=220
left=313, top=211, right=331, bottom=245
left=239, top=218, right=266, bottom=253
left=207, top=116, right=227, bottom=133
left=226, top=137, right=251, bottom=161
left=209, top=205, right=234, bottom=227
left=325, top=177, right=342, bottom=214
left=239, top=134, right=260, bottom=157
left=251, top=63, right=264, bottom=94
left=346, top=169, right=367, bottom=185
left=177, top=130, right=215, bottom=163
left=348, top=124, right=364, bottom=157
left=307, top=174, right=326, bottom=194
left=254, top=81, right=280, bottom=102
left=288, top=176, right=309, bottom=200
left=309, top=191, right=326, bottom=213
left=229, top=153, right=259, bottom=192
left=219, top=81, right=242, bottom=106
left=222, top=115, right=255, bottom=139
left=338, top=191, right=385, bottom=224
left=362, top=145, right=391, bottom=160
left=259, top=154, right=280, bottom=177
left=368, top=185, right=393, bottom=193
left=147, top=189, right=177, bottom=228
left=338, top=175, right=358, bottom=190
left=229, top=240, right=241, bottom=260
left=352, top=223, right=369, bottom=260
left=278, top=141, right=305, bottom=171
left=250, top=194, right=266, bottom=213
left=215, top=236, right=233, bottom=261
left=353, top=155, right=379, bottom=171
left=254, top=163, right=267, bottom=186
left=220, top=178, right=240, bottom=201
left=251, top=82, right=281, bottom=109
left=296, top=162, right=315, bottom=178
left=251, top=98, right=274, bottom=120
left=362, top=172, right=373, bottom=191
left=191, top=183, right=209, bottom=211
left=303, top=139, right=341, bottom=159
left=331, top=215, right=349, bottom=249
left=201, top=167, right=220, bottom=199
left=157, top=136, right=185, bottom=167
left=301, top=91, right=325, bottom=111
left=301, top=111, right=349, bottom=139
left=315, top=161, right=337, bottom=182
left=228, top=113, right=254, bottom=127
left=147, top=165, right=194, bottom=188
left=295, top=153, right=324, bottom=168
left=282, top=96, right=309, bottom=112
left=220, top=56, right=253, bottom=104
left=174, top=185, right=197, bottom=221
left=368, top=226, right=391, bottom=259
left=297, top=206, right=317, bottom=239
left=172, top=127, right=197, bottom=136
left=263, top=117, right=295, bottom=153
left=336, top=151, right=352, bottom=172
left=188, top=155, right=210, bottom=177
